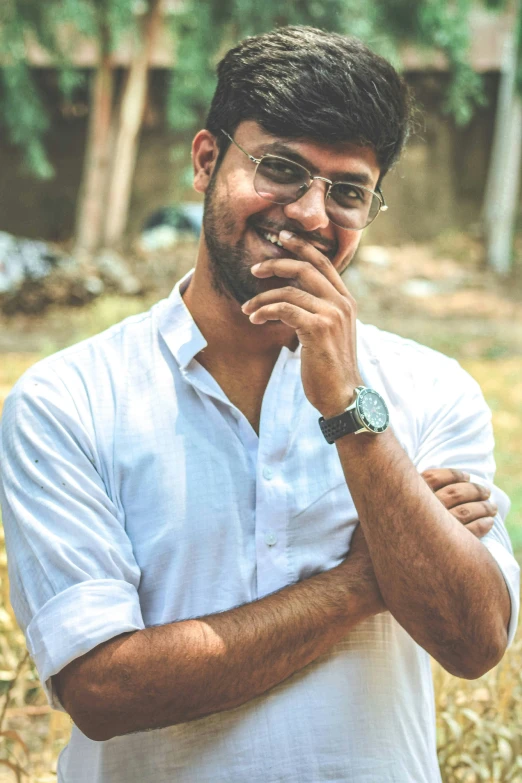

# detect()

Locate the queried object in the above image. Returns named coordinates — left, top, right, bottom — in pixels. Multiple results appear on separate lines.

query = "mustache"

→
left=247, top=217, right=337, bottom=255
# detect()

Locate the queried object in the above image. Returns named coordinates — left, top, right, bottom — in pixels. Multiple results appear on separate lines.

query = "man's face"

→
left=197, top=121, right=381, bottom=305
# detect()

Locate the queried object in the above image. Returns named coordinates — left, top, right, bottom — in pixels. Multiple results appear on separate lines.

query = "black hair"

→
left=205, top=25, right=414, bottom=178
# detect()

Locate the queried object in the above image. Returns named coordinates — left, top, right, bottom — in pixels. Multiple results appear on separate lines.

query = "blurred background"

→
left=0, top=0, right=521, bottom=780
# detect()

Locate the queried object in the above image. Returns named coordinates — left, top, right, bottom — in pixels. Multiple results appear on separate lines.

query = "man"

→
left=0, top=26, right=519, bottom=783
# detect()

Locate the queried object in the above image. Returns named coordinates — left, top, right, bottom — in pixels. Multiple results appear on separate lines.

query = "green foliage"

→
left=0, top=0, right=137, bottom=178
left=417, top=0, right=487, bottom=125
left=167, top=0, right=513, bottom=139
left=0, top=0, right=519, bottom=178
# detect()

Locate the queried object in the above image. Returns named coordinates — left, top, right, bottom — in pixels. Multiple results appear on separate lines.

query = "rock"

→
left=0, top=232, right=103, bottom=314
left=95, top=250, right=143, bottom=296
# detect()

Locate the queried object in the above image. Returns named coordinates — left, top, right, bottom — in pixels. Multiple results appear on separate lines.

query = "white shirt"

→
left=0, top=271, right=519, bottom=783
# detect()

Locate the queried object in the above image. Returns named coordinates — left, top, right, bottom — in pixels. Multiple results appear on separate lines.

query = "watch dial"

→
left=358, top=390, right=389, bottom=432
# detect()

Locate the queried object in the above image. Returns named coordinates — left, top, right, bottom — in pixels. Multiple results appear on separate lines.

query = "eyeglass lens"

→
left=254, top=156, right=380, bottom=230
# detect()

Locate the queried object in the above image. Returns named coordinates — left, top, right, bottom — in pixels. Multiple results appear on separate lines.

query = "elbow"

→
left=55, top=678, right=123, bottom=742
left=68, top=700, right=125, bottom=743
left=439, top=627, right=508, bottom=681
left=76, top=720, right=116, bottom=743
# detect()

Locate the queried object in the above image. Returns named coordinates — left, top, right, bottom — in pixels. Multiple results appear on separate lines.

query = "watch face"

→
left=356, top=389, right=389, bottom=433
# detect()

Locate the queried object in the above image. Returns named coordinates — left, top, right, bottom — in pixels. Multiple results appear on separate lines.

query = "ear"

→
left=192, top=130, right=220, bottom=194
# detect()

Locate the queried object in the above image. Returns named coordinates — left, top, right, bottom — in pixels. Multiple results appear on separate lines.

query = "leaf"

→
left=441, top=712, right=463, bottom=741
left=461, top=707, right=481, bottom=725
left=497, top=736, right=514, bottom=765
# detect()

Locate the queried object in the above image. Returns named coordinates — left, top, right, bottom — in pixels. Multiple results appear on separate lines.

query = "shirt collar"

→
left=158, top=270, right=208, bottom=370
left=158, top=268, right=305, bottom=368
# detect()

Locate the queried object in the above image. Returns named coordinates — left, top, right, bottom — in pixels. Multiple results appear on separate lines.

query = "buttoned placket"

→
left=254, top=346, right=302, bottom=597
left=181, top=344, right=302, bottom=599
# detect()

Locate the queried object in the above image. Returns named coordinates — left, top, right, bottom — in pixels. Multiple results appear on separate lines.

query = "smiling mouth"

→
left=254, top=226, right=335, bottom=258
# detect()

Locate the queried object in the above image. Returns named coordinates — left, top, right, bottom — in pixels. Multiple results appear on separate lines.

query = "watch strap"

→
left=319, top=406, right=361, bottom=444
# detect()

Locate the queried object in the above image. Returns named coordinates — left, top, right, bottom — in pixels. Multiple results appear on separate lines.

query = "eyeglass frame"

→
left=220, top=129, right=388, bottom=231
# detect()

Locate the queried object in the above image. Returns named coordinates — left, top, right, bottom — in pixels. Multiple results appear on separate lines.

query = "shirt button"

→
left=262, top=466, right=273, bottom=480
left=264, top=531, right=277, bottom=547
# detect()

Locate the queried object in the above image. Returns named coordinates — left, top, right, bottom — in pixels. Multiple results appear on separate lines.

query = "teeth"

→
left=261, top=230, right=283, bottom=247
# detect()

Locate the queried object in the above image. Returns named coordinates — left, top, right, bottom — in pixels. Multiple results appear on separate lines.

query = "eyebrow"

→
left=260, top=141, right=374, bottom=187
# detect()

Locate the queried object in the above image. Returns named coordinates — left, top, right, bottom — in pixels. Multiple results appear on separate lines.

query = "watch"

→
left=318, top=386, right=390, bottom=444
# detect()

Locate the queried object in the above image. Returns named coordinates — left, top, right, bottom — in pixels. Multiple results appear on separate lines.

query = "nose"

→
left=283, top=179, right=330, bottom=232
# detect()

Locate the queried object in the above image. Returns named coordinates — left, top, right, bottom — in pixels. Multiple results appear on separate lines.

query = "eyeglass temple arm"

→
left=377, top=186, right=388, bottom=211
left=221, top=129, right=260, bottom=164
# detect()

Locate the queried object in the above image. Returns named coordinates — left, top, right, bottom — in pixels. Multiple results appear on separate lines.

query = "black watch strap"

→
left=319, top=407, right=360, bottom=444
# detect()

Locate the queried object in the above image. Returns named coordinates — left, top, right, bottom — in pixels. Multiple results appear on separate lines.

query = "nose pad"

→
left=295, top=183, right=309, bottom=199
left=284, top=181, right=330, bottom=231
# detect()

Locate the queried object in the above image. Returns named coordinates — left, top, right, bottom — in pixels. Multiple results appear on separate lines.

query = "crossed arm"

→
left=54, top=467, right=504, bottom=742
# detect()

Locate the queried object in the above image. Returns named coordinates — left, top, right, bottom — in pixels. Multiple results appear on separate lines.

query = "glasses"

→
left=221, top=130, right=388, bottom=231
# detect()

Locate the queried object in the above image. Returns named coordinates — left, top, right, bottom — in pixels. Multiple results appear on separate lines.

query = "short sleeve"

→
left=0, top=363, right=145, bottom=709
left=413, top=359, right=520, bottom=646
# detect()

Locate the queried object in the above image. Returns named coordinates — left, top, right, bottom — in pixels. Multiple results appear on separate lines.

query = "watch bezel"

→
left=355, top=388, right=390, bottom=434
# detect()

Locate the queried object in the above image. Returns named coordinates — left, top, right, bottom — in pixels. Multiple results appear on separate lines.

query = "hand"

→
left=421, top=468, right=498, bottom=538
left=241, top=231, right=360, bottom=417
left=342, top=523, right=386, bottom=614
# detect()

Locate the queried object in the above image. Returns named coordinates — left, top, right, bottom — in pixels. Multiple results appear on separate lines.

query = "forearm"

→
left=336, top=430, right=511, bottom=678
left=55, top=551, right=381, bottom=741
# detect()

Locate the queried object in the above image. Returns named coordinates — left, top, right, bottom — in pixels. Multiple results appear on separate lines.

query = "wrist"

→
left=318, top=387, right=358, bottom=420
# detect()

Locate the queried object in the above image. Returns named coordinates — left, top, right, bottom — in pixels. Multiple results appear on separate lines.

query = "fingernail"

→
left=241, top=301, right=250, bottom=311
left=462, top=472, right=471, bottom=481
left=279, top=230, right=293, bottom=241
left=251, top=263, right=261, bottom=273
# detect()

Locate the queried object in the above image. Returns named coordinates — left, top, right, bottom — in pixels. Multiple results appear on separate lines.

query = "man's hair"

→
left=205, top=26, right=414, bottom=179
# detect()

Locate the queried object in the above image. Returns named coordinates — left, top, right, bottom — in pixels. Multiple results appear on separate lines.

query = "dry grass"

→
left=0, top=319, right=521, bottom=780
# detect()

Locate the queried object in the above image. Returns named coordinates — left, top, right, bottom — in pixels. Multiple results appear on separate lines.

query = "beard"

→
left=202, top=173, right=271, bottom=306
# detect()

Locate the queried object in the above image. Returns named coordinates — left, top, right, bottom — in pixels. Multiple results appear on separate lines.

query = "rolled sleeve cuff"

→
left=482, top=538, right=520, bottom=647
left=26, top=579, right=145, bottom=710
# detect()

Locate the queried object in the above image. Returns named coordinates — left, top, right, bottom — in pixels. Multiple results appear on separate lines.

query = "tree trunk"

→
left=103, top=0, right=162, bottom=248
left=483, top=14, right=522, bottom=276
left=73, top=30, right=114, bottom=258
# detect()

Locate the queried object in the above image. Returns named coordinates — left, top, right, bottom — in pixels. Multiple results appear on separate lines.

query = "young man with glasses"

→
left=0, top=26, right=519, bottom=783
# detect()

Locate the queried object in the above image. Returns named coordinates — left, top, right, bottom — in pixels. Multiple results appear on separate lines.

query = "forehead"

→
left=233, top=120, right=381, bottom=187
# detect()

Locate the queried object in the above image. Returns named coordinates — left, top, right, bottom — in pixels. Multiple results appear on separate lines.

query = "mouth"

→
left=253, top=226, right=335, bottom=260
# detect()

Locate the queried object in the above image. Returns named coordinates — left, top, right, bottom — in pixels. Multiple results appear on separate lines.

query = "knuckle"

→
left=456, top=505, right=470, bottom=520
left=445, top=486, right=459, bottom=500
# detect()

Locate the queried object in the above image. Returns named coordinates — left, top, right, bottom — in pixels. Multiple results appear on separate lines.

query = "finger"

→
left=247, top=301, right=317, bottom=329
left=274, top=230, right=348, bottom=297
left=250, top=258, right=336, bottom=301
left=242, top=285, right=327, bottom=318
left=465, top=518, right=495, bottom=539
left=422, top=468, right=471, bottom=492
left=436, top=481, right=491, bottom=509
left=450, top=501, right=498, bottom=525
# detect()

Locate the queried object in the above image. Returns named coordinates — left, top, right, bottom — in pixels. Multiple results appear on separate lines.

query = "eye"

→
left=331, top=184, right=369, bottom=208
left=258, top=157, right=305, bottom=184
